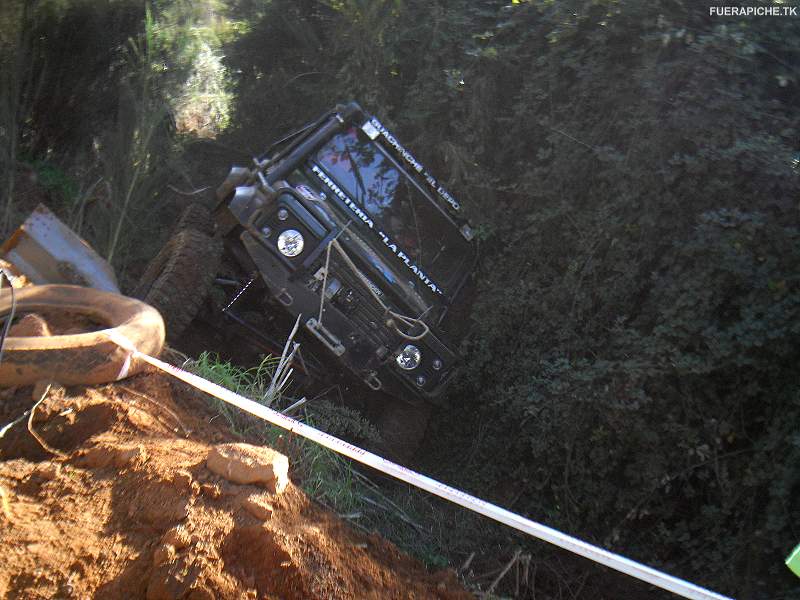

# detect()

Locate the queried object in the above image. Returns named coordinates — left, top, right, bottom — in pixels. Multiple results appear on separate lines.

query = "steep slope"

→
left=0, top=372, right=471, bottom=600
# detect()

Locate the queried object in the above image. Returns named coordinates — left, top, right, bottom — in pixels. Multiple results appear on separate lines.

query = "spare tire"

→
left=0, top=284, right=165, bottom=386
left=133, top=229, right=222, bottom=342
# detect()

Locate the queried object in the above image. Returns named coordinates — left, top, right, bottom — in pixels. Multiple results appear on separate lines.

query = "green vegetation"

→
left=0, top=0, right=237, bottom=283
left=183, top=351, right=362, bottom=487
left=218, top=4, right=799, bottom=594
left=186, top=351, right=286, bottom=436
left=0, top=0, right=797, bottom=597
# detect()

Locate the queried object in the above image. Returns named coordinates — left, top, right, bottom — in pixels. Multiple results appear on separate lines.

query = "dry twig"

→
left=27, top=383, right=67, bottom=458
left=483, top=549, right=522, bottom=599
left=0, top=409, right=30, bottom=440
left=459, top=551, right=476, bottom=574
left=358, top=494, right=427, bottom=534
left=167, top=184, right=211, bottom=196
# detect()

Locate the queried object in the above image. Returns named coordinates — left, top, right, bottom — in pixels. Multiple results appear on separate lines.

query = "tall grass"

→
left=185, top=351, right=284, bottom=437
left=182, top=352, right=364, bottom=503
left=101, top=5, right=177, bottom=267
left=0, top=2, right=36, bottom=237
left=0, top=0, right=238, bottom=276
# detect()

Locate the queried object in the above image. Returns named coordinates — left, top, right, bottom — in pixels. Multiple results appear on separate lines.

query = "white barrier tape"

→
left=115, top=351, right=132, bottom=381
left=109, top=331, right=733, bottom=600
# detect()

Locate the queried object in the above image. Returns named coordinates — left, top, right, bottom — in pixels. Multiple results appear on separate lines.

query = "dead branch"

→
left=459, top=551, right=476, bottom=574
left=281, top=397, right=307, bottom=415
left=27, top=383, right=67, bottom=458
left=472, top=566, right=503, bottom=581
left=0, top=409, right=30, bottom=440
left=358, top=494, right=427, bottom=534
left=166, top=184, right=211, bottom=196
left=361, top=483, right=431, bottom=534
left=483, top=549, right=522, bottom=599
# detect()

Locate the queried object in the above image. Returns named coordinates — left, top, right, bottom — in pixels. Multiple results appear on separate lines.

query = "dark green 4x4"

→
left=214, top=102, right=477, bottom=404
left=137, top=102, right=477, bottom=454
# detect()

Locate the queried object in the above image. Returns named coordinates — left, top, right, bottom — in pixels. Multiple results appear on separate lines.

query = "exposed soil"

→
left=9, top=311, right=109, bottom=336
left=0, top=371, right=472, bottom=599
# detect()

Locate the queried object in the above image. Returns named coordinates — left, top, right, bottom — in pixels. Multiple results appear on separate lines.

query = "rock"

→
left=0, top=387, right=17, bottom=401
left=206, top=444, right=289, bottom=493
left=146, top=556, right=198, bottom=600
left=31, top=380, right=55, bottom=402
left=113, top=445, right=145, bottom=468
left=10, top=314, right=51, bottom=338
left=161, top=525, right=190, bottom=550
left=140, top=496, right=189, bottom=528
left=146, top=570, right=189, bottom=600
left=152, top=543, right=176, bottom=567
left=200, top=483, right=221, bottom=499
left=34, top=461, right=61, bottom=480
left=172, top=470, right=193, bottom=490
left=219, top=481, right=243, bottom=497
left=187, top=586, right=214, bottom=600
left=78, top=444, right=144, bottom=469
left=241, top=494, right=274, bottom=521
left=79, top=446, right=113, bottom=469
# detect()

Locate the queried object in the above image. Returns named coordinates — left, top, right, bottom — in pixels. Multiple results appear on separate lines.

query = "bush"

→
left=218, top=2, right=799, bottom=594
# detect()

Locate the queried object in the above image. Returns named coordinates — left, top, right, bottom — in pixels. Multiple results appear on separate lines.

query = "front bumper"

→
left=217, top=177, right=459, bottom=402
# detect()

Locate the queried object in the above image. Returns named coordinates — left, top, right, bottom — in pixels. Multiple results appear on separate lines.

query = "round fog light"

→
left=415, top=375, right=426, bottom=387
left=432, top=359, right=442, bottom=371
left=396, top=344, right=421, bottom=370
left=277, top=208, right=289, bottom=221
left=277, top=229, right=304, bottom=257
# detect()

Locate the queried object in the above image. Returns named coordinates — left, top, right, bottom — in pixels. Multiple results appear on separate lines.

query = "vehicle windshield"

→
left=313, top=128, right=472, bottom=298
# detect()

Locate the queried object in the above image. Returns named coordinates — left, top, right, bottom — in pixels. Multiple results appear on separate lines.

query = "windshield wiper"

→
left=404, top=177, right=425, bottom=264
left=345, top=148, right=368, bottom=206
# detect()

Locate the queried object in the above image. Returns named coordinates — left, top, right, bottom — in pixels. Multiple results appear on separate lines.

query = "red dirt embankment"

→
left=0, top=372, right=472, bottom=599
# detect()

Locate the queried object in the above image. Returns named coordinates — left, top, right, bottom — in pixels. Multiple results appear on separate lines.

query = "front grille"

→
left=324, top=255, right=447, bottom=394
left=329, top=256, right=395, bottom=348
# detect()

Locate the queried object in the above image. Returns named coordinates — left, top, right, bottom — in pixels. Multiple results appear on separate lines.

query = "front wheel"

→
left=133, top=229, right=221, bottom=343
left=373, top=399, right=432, bottom=465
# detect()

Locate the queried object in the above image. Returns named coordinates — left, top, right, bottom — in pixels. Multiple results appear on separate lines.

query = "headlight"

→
left=396, top=344, right=421, bottom=370
left=277, top=229, right=304, bottom=257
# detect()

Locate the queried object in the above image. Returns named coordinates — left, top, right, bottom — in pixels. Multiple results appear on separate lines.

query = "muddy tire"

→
left=175, top=203, right=214, bottom=236
left=374, top=399, right=432, bottom=465
left=0, top=284, right=164, bottom=386
left=133, top=229, right=222, bottom=343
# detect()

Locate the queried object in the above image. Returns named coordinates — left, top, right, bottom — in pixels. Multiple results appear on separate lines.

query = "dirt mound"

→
left=0, top=373, right=471, bottom=599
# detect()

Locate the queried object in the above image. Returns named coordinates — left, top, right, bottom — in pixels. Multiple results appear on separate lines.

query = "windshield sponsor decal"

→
left=311, top=165, right=374, bottom=228
left=365, top=117, right=461, bottom=213
left=311, top=164, right=444, bottom=296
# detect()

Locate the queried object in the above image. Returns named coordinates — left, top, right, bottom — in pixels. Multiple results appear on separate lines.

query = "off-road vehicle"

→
left=137, top=102, right=477, bottom=451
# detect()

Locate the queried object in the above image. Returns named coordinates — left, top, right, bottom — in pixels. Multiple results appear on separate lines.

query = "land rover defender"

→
left=209, top=102, right=477, bottom=404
